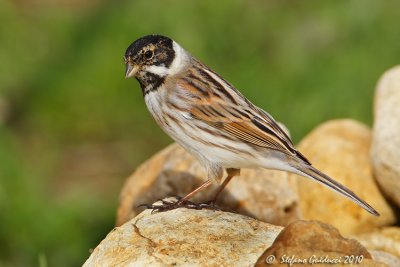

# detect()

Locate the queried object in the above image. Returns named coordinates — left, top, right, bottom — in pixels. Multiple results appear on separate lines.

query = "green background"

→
left=0, top=0, right=399, bottom=266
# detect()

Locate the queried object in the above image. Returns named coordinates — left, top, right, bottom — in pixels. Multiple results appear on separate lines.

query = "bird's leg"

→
left=177, top=179, right=212, bottom=203
left=139, top=179, right=213, bottom=212
left=201, top=168, right=240, bottom=208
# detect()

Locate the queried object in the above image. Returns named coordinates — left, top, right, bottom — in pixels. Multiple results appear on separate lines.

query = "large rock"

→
left=85, top=208, right=394, bottom=267
left=117, top=143, right=300, bottom=227
left=84, top=207, right=283, bottom=266
left=371, top=66, right=400, bottom=207
left=256, top=220, right=386, bottom=267
left=290, top=119, right=395, bottom=235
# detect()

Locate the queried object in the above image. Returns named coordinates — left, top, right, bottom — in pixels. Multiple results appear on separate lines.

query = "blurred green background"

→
left=0, top=0, right=399, bottom=266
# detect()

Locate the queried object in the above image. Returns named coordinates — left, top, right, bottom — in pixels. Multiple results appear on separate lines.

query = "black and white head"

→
left=124, top=35, right=189, bottom=93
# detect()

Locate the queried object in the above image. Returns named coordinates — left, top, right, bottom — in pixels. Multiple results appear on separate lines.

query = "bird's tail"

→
left=295, top=164, right=379, bottom=216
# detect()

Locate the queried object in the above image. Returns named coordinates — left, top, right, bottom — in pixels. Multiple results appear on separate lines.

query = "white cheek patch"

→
left=145, top=65, right=169, bottom=76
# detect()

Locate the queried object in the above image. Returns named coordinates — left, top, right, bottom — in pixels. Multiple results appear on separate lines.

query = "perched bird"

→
left=124, top=34, right=379, bottom=216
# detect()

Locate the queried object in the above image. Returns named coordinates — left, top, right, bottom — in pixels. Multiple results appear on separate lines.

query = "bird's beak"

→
left=125, top=63, right=139, bottom=79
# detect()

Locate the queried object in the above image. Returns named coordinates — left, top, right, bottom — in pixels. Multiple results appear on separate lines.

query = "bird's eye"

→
left=144, top=50, right=153, bottom=59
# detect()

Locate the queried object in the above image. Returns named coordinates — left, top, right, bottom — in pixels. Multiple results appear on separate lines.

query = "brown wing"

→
left=176, top=64, right=310, bottom=164
left=189, top=100, right=307, bottom=162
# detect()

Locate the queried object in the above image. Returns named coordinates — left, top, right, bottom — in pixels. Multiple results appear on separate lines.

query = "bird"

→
left=124, top=34, right=379, bottom=216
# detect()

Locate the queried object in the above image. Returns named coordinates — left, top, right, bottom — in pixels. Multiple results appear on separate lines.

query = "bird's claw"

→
left=138, top=197, right=221, bottom=213
left=197, top=200, right=221, bottom=211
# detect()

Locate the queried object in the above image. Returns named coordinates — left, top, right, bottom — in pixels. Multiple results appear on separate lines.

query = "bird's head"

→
left=124, top=35, right=188, bottom=92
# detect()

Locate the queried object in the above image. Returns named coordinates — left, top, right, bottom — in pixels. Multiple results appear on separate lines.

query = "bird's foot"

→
left=138, top=196, right=201, bottom=213
left=198, top=200, right=221, bottom=211
left=139, top=196, right=220, bottom=213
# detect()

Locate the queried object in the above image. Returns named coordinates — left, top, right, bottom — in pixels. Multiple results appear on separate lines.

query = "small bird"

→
left=124, top=34, right=379, bottom=216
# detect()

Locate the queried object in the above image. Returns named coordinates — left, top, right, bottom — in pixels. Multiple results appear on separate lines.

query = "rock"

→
left=371, top=66, right=400, bottom=207
left=117, top=143, right=300, bottom=227
left=84, top=206, right=283, bottom=266
left=369, top=250, right=400, bottom=267
left=255, top=220, right=385, bottom=267
left=354, top=227, right=400, bottom=257
left=290, top=119, right=395, bottom=235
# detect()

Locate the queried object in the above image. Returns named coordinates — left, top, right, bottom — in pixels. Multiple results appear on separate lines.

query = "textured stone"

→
left=84, top=207, right=283, bottom=267
left=255, top=220, right=385, bottom=267
left=369, top=250, right=400, bottom=267
left=354, top=227, right=400, bottom=258
left=291, top=119, right=395, bottom=235
left=371, top=66, right=400, bottom=207
left=117, top=143, right=300, bottom=227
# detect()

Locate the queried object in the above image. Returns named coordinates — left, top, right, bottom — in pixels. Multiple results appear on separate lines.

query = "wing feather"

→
left=190, top=102, right=298, bottom=156
left=176, top=65, right=310, bottom=163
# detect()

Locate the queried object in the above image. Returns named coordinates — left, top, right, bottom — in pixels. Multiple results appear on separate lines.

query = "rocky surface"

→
left=290, top=119, right=395, bottom=235
left=355, top=227, right=400, bottom=258
left=117, top=143, right=300, bottom=227
left=85, top=207, right=283, bottom=267
left=371, top=65, right=400, bottom=207
left=85, top=210, right=393, bottom=267
left=255, top=220, right=386, bottom=267
left=369, top=250, right=400, bottom=267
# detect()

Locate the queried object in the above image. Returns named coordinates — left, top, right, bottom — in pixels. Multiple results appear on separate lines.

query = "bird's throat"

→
left=136, top=72, right=165, bottom=95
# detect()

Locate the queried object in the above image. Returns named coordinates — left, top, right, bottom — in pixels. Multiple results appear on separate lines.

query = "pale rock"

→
left=354, top=227, right=400, bottom=258
left=371, top=66, right=400, bottom=207
left=290, top=119, right=395, bottom=235
left=84, top=207, right=283, bottom=267
left=117, top=143, right=300, bottom=227
left=369, top=250, right=400, bottom=267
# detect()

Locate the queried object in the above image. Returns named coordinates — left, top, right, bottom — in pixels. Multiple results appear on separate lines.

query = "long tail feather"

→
left=296, top=165, right=379, bottom=216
